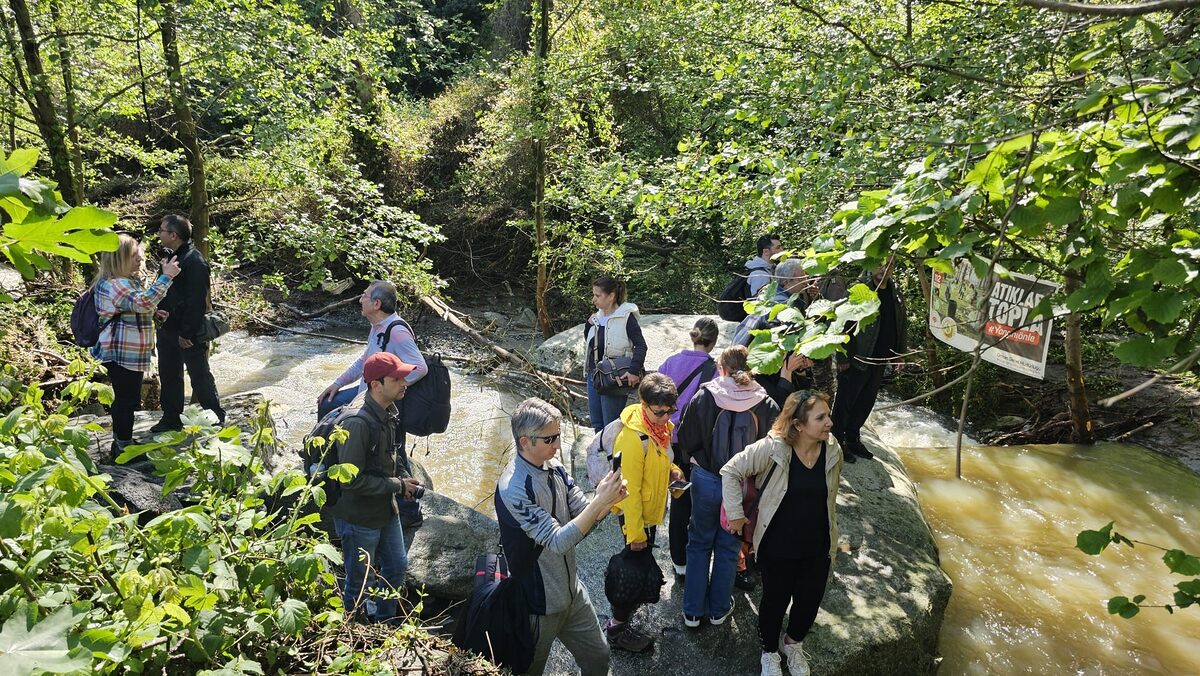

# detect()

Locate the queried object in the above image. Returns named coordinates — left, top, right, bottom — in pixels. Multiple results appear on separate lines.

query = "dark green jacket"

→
left=329, top=393, right=408, bottom=529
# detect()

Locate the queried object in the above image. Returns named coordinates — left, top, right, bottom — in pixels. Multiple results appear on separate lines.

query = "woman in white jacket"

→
left=721, top=390, right=843, bottom=676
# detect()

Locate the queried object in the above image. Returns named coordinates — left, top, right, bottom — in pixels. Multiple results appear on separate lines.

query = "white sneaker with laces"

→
left=780, top=640, right=811, bottom=676
left=760, top=651, right=783, bottom=676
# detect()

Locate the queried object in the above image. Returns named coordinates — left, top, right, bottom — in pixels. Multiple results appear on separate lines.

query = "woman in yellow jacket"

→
left=606, top=372, right=682, bottom=653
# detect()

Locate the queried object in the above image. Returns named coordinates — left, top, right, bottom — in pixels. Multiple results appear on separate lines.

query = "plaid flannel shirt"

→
left=90, top=274, right=173, bottom=372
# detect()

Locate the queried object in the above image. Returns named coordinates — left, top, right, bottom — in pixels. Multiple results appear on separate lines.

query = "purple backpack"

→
left=70, top=286, right=118, bottom=347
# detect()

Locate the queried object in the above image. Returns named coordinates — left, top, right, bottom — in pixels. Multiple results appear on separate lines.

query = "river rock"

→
left=534, top=313, right=740, bottom=377
left=554, top=418, right=951, bottom=674
left=404, top=491, right=499, bottom=600
left=515, top=307, right=538, bottom=328
left=479, top=311, right=508, bottom=329
left=100, top=464, right=184, bottom=525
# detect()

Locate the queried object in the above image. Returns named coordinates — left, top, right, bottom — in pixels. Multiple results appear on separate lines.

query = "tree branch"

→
left=1020, top=0, right=1200, bottom=17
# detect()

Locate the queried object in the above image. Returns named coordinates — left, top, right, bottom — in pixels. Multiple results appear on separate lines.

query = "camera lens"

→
left=412, top=485, right=425, bottom=500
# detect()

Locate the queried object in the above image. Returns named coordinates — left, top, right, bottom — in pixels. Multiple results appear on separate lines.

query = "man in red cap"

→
left=330, top=351, right=424, bottom=622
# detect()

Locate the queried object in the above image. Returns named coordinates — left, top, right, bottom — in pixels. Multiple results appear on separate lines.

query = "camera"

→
left=410, top=484, right=426, bottom=500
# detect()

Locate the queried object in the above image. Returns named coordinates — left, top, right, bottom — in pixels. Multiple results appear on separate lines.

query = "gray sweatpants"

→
left=527, top=583, right=610, bottom=676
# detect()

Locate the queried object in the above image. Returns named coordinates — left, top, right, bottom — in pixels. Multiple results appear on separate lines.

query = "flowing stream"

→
left=208, top=329, right=1200, bottom=673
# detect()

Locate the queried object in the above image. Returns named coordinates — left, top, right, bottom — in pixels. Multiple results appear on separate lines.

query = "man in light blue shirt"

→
left=746, top=233, right=783, bottom=296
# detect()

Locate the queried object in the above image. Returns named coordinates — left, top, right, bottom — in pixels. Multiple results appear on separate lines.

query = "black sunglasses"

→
left=531, top=433, right=561, bottom=445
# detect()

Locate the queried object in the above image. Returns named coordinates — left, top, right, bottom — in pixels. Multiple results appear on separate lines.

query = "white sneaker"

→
left=780, top=640, right=811, bottom=676
left=709, top=606, right=733, bottom=625
left=673, top=563, right=687, bottom=576
left=760, top=651, right=783, bottom=676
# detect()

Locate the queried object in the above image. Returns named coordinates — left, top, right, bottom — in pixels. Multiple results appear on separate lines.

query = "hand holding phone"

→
left=668, top=479, right=691, bottom=492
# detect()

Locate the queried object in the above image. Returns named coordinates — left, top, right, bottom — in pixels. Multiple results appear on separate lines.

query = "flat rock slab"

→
left=551, top=431, right=951, bottom=675
left=534, top=314, right=740, bottom=377
left=404, top=491, right=500, bottom=601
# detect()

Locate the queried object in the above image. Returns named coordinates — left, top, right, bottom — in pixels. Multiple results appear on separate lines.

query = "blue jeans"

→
left=321, top=386, right=419, bottom=520
left=683, top=466, right=742, bottom=618
left=335, top=516, right=408, bottom=620
left=587, top=373, right=627, bottom=432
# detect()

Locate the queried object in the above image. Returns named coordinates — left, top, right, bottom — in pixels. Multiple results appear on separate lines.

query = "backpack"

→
left=710, top=408, right=761, bottom=470
left=70, top=285, right=119, bottom=347
left=604, top=546, right=665, bottom=607
left=720, top=460, right=780, bottom=546
left=585, top=419, right=650, bottom=487
left=300, top=400, right=380, bottom=510
left=717, top=264, right=769, bottom=322
left=381, top=319, right=452, bottom=436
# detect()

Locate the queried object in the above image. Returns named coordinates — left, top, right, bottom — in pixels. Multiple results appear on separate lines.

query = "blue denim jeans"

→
left=335, top=516, right=408, bottom=620
left=683, top=466, right=742, bottom=618
left=587, top=373, right=627, bottom=433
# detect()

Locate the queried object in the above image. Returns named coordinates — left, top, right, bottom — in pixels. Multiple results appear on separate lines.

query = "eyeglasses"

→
left=531, top=433, right=561, bottom=445
left=648, top=407, right=677, bottom=418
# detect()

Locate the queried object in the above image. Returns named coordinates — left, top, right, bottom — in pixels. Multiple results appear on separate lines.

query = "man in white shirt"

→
left=746, top=233, right=783, bottom=297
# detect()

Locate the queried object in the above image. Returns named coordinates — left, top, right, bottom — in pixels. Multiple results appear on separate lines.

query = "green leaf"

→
left=1107, top=596, right=1140, bottom=618
left=4, top=149, right=38, bottom=175
left=1044, top=197, right=1082, bottom=226
left=1169, top=61, right=1191, bottom=83
left=273, top=599, right=311, bottom=635
left=798, top=333, right=849, bottom=360
left=1140, top=292, right=1185, bottom=324
left=1065, top=279, right=1113, bottom=312
left=0, top=603, right=90, bottom=675
left=1076, top=522, right=1114, bottom=555
left=1113, top=335, right=1180, bottom=367
left=326, top=463, right=358, bottom=483
left=1150, top=258, right=1189, bottom=286
left=1163, top=549, right=1200, bottom=576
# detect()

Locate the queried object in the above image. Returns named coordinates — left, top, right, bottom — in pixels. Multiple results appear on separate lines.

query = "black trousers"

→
left=157, top=328, right=224, bottom=423
left=832, top=364, right=885, bottom=446
left=757, top=555, right=831, bottom=652
left=668, top=467, right=691, bottom=568
left=103, top=362, right=144, bottom=442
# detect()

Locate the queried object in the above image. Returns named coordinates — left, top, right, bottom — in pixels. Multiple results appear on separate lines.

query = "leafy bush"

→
left=0, top=366, right=415, bottom=674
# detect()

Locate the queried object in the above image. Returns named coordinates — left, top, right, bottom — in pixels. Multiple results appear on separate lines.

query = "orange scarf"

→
left=640, top=406, right=672, bottom=452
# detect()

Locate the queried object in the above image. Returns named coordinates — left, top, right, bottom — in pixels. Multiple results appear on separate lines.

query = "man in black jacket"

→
left=833, top=263, right=907, bottom=463
left=150, top=215, right=224, bottom=433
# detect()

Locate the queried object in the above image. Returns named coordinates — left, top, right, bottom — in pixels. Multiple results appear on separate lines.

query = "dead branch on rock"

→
left=279, top=293, right=360, bottom=319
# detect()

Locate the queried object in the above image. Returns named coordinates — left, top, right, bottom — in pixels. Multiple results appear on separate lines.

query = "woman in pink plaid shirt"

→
left=91, top=234, right=180, bottom=458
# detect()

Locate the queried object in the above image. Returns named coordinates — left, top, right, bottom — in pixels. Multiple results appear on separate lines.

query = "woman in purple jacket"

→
left=657, top=317, right=719, bottom=575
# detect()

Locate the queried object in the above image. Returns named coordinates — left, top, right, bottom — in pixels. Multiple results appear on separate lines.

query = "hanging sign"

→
left=929, top=259, right=1060, bottom=379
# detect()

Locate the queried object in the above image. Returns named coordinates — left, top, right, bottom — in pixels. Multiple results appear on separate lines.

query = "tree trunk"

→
left=1063, top=269, right=1095, bottom=443
left=336, top=1, right=392, bottom=194
left=47, top=0, right=83, bottom=201
left=8, top=0, right=78, bottom=204
left=158, top=0, right=210, bottom=256
left=532, top=0, right=552, bottom=338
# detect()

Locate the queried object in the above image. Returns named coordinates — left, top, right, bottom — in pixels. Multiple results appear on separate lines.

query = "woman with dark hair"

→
left=657, top=317, right=720, bottom=575
left=721, top=390, right=842, bottom=676
left=91, top=234, right=180, bottom=458
left=676, top=346, right=778, bottom=627
left=605, top=373, right=682, bottom=653
left=584, top=275, right=648, bottom=432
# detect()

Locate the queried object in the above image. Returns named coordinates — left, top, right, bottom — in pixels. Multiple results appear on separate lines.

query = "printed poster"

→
left=929, top=259, right=1059, bottom=379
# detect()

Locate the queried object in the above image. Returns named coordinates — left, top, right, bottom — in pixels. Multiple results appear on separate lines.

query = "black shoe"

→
left=849, top=441, right=875, bottom=460
left=734, top=570, right=757, bottom=591
left=607, top=623, right=654, bottom=653
left=149, top=418, right=182, bottom=435
left=843, top=450, right=858, bottom=463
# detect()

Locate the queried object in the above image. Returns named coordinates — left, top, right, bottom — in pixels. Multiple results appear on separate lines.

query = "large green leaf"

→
left=273, top=599, right=310, bottom=635
left=1140, top=292, right=1185, bottom=324
left=1112, top=335, right=1179, bottom=367
left=0, top=603, right=90, bottom=675
left=1076, top=522, right=1114, bottom=555
left=5, top=149, right=38, bottom=175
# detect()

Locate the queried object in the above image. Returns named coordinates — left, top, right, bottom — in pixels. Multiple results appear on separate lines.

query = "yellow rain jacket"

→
left=612, top=404, right=679, bottom=544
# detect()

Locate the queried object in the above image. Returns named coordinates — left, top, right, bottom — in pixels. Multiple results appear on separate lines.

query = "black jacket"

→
left=845, top=280, right=907, bottom=371
left=157, top=241, right=209, bottom=339
left=676, top=386, right=779, bottom=474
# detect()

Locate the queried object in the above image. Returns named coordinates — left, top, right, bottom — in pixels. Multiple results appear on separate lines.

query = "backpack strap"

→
left=758, top=460, right=779, bottom=493
left=332, top=409, right=386, bottom=475
left=673, top=358, right=715, bottom=395
left=378, top=318, right=414, bottom=353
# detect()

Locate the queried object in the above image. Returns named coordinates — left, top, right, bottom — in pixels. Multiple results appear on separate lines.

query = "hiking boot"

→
left=842, top=449, right=858, bottom=464
left=149, top=418, right=182, bottom=435
left=683, top=613, right=701, bottom=628
left=780, top=640, right=811, bottom=676
left=607, top=622, right=654, bottom=653
left=760, top=651, right=783, bottom=676
left=849, top=441, right=874, bottom=460
left=709, top=606, right=733, bottom=625
left=734, top=570, right=757, bottom=591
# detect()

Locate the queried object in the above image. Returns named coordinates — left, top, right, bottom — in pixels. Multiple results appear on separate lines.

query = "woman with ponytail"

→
left=583, top=275, right=648, bottom=431
left=675, top=345, right=779, bottom=628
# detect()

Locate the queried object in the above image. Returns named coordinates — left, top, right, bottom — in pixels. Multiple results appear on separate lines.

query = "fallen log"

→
left=280, top=293, right=360, bottom=320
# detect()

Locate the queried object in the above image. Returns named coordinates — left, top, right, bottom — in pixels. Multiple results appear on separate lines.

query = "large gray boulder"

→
left=534, top=314, right=740, bottom=377
left=404, top=491, right=500, bottom=600
left=550, top=430, right=951, bottom=675
left=100, top=464, right=184, bottom=525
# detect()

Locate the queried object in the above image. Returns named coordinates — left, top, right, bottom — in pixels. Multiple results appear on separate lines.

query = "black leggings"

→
left=612, top=518, right=657, bottom=623
left=104, top=362, right=144, bottom=442
left=757, top=555, right=831, bottom=653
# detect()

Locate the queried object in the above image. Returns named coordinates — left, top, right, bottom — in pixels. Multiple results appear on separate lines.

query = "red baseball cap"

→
left=363, top=352, right=416, bottom=382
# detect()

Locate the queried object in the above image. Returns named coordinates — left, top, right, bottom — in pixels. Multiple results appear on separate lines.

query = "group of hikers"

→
left=84, top=223, right=907, bottom=676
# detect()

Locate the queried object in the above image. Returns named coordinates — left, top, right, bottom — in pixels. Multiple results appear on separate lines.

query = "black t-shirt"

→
left=874, top=285, right=898, bottom=358
left=757, top=444, right=829, bottom=560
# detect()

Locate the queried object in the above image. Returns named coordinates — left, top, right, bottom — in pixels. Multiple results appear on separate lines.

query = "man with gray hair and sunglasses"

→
left=496, top=398, right=628, bottom=675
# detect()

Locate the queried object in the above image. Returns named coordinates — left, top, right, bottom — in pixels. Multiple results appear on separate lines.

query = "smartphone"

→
left=668, top=480, right=692, bottom=492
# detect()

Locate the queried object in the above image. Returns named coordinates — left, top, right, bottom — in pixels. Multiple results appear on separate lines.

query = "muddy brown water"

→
left=207, top=330, right=1200, bottom=673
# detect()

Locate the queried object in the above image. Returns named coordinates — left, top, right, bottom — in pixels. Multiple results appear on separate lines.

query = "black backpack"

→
left=381, top=319, right=452, bottom=437
left=70, top=285, right=120, bottom=347
left=604, top=546, right=665, bottom=607
left=301, top=399, right=380, bottom=510
left=717, top=264, right=769, bottom=322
